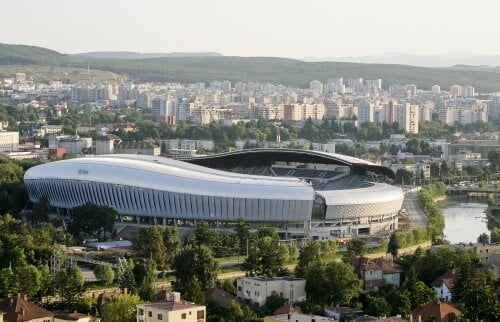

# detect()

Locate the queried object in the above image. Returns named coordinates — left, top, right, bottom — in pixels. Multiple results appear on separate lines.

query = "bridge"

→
left=447, top=187, right=499, bottom=198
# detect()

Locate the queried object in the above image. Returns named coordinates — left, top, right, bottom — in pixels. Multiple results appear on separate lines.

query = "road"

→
left=403, top=192, right=427, bottom=228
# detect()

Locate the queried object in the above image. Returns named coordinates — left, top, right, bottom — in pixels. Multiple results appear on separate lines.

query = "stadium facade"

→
left=24, top=149, right=404, bottom=239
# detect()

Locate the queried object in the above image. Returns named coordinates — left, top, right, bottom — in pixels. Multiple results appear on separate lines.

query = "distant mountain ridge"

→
left=2, top=43, right=500, bottom=92
left=302, top=52, right=500, bottom=68
left=73, top=51, right=223, bottom=60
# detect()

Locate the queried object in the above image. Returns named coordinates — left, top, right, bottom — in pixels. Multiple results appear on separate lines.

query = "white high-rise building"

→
left=366, top=79, right=382, bottom=93
left=450, top=85, right=462, bottom=97
left=310, top=80, right=324, bottom=93
left=431, top=85, right=441, bottom=94
left=419, top=105, right=432, bottom=122
left=463, top=85, right=475, bottom=98
left=403, top=105, right=419, bottom=134
left=357, top=101, right=374, bottom=126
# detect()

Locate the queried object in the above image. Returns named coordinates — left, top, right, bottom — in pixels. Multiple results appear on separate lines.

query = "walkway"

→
left=404, top=192, right=427, bottom=229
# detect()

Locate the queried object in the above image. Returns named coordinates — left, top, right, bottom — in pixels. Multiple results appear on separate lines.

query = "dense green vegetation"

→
left=3, top=43, right=500, bottom=91
left=0, top=43, right=71, bottom=65
left=78, top=56, right=500, bottom=91
left=418, top=182, right=446, bottom=241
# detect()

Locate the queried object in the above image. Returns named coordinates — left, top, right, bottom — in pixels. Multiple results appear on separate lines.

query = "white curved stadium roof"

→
left=24, top=155, right=314, bottom=200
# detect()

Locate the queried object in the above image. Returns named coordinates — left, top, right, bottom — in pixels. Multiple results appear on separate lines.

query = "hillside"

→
left=0, top=65, right=125, bottom=83
left=73, top=51, right=223, bottom=60
left=81, top=56, right=500, bottom=92
left=2, top=43, right=500, bottom=92
left=0, top=43, right=71, bottom=66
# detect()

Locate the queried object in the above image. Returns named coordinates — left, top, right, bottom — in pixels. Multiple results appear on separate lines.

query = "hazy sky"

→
left=2, top=0, right=500, bottom=57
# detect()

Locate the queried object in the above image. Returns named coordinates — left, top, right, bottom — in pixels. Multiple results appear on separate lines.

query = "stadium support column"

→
left=305, top=220, right=311, bottom=239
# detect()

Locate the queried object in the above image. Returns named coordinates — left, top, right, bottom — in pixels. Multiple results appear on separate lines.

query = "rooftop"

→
left=0, top=294, right=54, bottom=322
left=139, top=301, right=203, bottom=311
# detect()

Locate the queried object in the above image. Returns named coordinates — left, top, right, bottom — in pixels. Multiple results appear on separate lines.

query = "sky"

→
left=1, top=0, right=500, bottom=58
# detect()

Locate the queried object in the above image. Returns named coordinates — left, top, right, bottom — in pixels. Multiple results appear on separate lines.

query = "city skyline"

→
left=2, top=0, right=500, bottom=59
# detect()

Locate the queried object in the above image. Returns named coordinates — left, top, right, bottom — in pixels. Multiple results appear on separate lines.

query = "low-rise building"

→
left=54, top=312, right=93, bottom=322
left=115, top=141, right=160, bottom=156
left=324, top=307, right=363, bottom=320
left=0, top=131, right=19, bottom=152
left=264, top=313, right=335, bottom=322
left=0, top=294, right=54, bottom=322
left=410, top=299, right=462, bottom=322
left=95, top=134, right=121, bottom=155
left=349, top=257, right=402, bottom=292
left=58, top=137, right=92, bottom=154
left=431, top=271, right=454, bottom=301
left=236, top=276, right=306, bottom=307
left=136, top=293, right=205, bottom=322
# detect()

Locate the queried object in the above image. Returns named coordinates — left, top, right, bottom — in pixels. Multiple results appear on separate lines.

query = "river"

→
left=442, top=201, right=489, bottom=244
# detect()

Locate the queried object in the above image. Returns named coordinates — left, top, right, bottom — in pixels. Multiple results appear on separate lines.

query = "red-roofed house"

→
left=410, top=299, right=462, bottom=322
left=54, top=312, right=92, bottom=322
left=0, top=294, right=54, bottom=322
left=273, top=304, right=299, bottom=316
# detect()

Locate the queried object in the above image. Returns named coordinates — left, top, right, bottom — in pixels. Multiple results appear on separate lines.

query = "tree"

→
left=94, top=264, right=115, bottom=286
left=184, top=276, right=204, bottom=304
left=134, top=226, right=167, bottom=268
left=402, top=271, right=435, bottom=309
left=461, top=284, right=500, bottom=321
left=325, top=261, right=362, bottom=306
left=0, top=267, right=17, bottom=298
left=242, top=234, right=286, bottom=277
left=162, top=227, right=181, bottom=267
left=387, top=232, right=399, bottom=258
left=477, top=233, right=490, bottom=244
left=172, top=245, right=217, bottom=294
left=491, top=227, right=500, bottom=243
left=133, top=259, right=156, bottom=302
left=395, top=169, right=414, bottom=185
left=234, top=218, right=251, bottom=255
left=366, top=295, right=392, bottom=317
left=16, top=264, right=42, bottom=298
left=488, top=148, right=500, bottom=172
left=31, top=195, right=50, bottom=224
left=119, top=264, right=136, bottom=295
left=103, top=294, right=142, bottom=322
left=296, top=242, right=322, bottom=277
left=264, top=291, right=286, bottom=315
left=192, top=221, right=214, bottom=248
left=345, top=238, right=367, bottom=260
left=56, top=266, right=85, bottom=310
left=68, top=203, right=117, bottom=239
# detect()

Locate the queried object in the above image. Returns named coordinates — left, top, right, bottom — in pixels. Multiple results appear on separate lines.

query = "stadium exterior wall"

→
left=24, top=155, right=314, bottom=224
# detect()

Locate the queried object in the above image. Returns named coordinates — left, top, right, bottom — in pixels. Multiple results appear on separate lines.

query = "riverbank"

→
left=487, top=205, right=500, bottom=226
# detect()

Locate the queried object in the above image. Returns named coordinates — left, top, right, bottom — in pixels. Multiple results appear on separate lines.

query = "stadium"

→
left=24, top=149, right=404, bottom=239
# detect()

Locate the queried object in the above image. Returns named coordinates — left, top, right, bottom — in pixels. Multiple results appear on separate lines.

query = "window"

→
left=158, top=313, right=163, bottom=320
left=138, top=308, right=144, bottom=315
left=182, top=313, right=187, bottom=319
left=369, top=270, right=373, bottom=276
left=238, top=286, right=242, bottom=291
left=197, top=310, right=205, bottom=319
left=148, top=311, right=152, bottom=317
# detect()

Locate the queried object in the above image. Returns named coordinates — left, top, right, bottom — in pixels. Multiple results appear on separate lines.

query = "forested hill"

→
left=2, top=42, right=500, bottom=92
left=0, top=43, right=71, bottom=65
left=80, top=56, right=500, bottom=91
left=72, top=51, right=223, bottom=60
